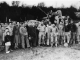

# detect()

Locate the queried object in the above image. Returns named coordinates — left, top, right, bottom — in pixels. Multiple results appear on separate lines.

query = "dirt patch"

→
left=0, top=46, right=80, bottom=60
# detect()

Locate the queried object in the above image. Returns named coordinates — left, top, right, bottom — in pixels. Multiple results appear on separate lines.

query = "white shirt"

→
left=47, top=25, right=53, bottom=33
left=37, top=24, right=45, bottom=32
left=55, top=16, right=59, bottom=24
left=58, top=24, right=63, bottom=31
left=52, top=26, right=57, bottom=33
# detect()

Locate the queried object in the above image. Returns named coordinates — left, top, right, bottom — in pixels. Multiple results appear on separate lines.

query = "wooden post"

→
left=6, top=17, right=7, bottom=22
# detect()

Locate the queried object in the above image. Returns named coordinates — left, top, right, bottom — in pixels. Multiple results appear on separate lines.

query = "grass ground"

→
left=0, top=44, right=80, bottom=60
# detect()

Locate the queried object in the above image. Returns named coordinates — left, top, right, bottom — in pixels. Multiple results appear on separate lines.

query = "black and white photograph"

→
left=0, top=0, right=80, bottom=60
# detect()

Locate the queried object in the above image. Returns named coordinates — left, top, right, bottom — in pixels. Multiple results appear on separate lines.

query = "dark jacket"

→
left=64, top=24, right=71, bottom=32
left=13, top=25, right=20, bottom=35
left=70, top=23, right=77, bottom=32
left=5, top=35, right=11, bottom=43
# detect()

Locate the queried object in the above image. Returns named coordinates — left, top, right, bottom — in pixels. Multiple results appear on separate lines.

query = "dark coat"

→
left=13, top=25, right=20, bottom=35
left=5, top=35, right=11, bottom=43
left=64, top=24, right=71, bottom=32
left=70, top=23, right=77, bottom=32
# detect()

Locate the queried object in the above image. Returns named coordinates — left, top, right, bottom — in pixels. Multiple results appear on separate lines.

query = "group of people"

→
left=37, top=18, right=78, bottom=47
left=0, top=10, right=80, bottom=53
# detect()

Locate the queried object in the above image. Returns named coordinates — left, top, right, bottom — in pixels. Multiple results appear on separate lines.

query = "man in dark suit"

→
left=26, top=23, right=37, bottom=47
left=70, top=20, right=77, bottom=45
left=64, top=20, right=71, bottom=45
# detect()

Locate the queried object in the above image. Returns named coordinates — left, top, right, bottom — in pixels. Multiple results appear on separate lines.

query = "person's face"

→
left=49, top=22, right=51, bottom=25
left=67, top=16, right=69, bottom=18
left=17, top=22, right=19, bottom=25
left=71, top=20, right=73, bottom=24
left=53, top=25, right=55, bottom=27
left=54, top=20, right=57, bottom=23
left=60, top=22, right=63, bottom=24
left=9, top=23, right=12, bottom=26
left=65, top=20, right=68, bottom=23
left=7, top=32, right=10, bottom=35
left=13, top=21, right=16, bottom=25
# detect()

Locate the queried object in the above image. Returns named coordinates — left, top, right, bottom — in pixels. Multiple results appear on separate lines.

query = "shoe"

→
left=30, top=47, right=32, bottom=48
left=51, top=46, right=53, bottom=47
left=38, top=44, right=40, bottom=47
left=6, top=51, right=10, bottom=53
left=10, top=49, right=13, bottom=51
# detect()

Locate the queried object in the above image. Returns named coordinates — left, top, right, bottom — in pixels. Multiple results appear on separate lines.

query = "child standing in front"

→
left=5, top=30, right=11, bottom=53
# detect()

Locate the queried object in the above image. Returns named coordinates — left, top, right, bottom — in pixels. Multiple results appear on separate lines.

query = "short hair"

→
left=5, top=28, right=9, bottom=30
left=6, top=31, right=10, bottom=34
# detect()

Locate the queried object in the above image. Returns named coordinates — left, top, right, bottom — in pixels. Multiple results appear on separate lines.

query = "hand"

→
left=29, top=37, right=31, bottom=40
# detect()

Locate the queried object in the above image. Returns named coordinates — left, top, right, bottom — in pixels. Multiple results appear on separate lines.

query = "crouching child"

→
left=5, top=31, right=11, bottom=53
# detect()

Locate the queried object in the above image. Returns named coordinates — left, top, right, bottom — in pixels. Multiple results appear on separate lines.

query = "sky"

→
left=0, top=0, right=80, bottom=9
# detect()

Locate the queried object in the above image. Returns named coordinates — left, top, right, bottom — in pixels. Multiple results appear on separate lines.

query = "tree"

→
left=61, top=4, right=65, bottom=8
left=12, top=1, right=20, bottom=7
left=75, top=12, right=80, bottom=18
left=37, top=2, right=45, bottom=7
